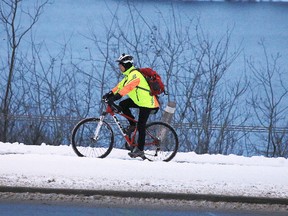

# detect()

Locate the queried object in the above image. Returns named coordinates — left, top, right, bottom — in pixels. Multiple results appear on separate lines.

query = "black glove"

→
left=102, top=91, right=114, bottom=101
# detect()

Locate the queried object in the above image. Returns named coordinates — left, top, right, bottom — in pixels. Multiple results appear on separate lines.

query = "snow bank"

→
left=0, top=142, right=287, bottom=199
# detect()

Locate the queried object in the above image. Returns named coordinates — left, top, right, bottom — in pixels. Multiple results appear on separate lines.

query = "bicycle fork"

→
left=93, top=114, right=106, bottom=141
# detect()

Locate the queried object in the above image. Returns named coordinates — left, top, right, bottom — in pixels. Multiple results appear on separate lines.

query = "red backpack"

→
left=135, top=68, right=165, bottom=96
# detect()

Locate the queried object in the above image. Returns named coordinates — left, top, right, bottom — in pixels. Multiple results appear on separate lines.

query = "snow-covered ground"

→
left=0, top=142, right=287, bottom=200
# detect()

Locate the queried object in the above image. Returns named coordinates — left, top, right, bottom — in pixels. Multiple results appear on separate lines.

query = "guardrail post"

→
left=161, top=101, right=176, bottom=124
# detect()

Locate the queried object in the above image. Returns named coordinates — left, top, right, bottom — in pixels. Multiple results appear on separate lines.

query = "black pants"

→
left=119, top=98, right=158, bottom=151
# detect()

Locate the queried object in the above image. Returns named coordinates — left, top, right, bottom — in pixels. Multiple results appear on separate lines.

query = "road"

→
left=0, top=186, right=287, bottom=215
left=0, top=201, right=286, bottom=216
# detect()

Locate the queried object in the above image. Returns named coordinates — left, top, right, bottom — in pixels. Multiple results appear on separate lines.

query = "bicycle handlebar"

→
left=102, top=98, right=122, bottom=113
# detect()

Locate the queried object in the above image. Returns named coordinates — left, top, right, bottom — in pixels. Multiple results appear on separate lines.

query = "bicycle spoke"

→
left=71, top=118, right=114, bottom=158
left=144, top=122, right=178, bottom=162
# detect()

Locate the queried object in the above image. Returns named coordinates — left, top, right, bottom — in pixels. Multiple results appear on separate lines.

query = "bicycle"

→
left=71, top=99, right=178, bottom=162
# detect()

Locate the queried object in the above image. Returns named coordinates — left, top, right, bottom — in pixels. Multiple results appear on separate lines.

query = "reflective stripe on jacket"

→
left=112, top=66, right=159, bottom=108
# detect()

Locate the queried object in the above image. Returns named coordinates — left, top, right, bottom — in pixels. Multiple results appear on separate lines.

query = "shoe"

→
left=128, top=147, right=145, bottom=160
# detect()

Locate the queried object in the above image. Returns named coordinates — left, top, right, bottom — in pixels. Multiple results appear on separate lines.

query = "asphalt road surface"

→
left=0, top=187, right=287, bottom=216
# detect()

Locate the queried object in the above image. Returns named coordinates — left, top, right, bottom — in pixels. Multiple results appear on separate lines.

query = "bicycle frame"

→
left=94, top=103, right=138, bottom=147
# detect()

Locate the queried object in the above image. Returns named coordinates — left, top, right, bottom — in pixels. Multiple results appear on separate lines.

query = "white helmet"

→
left=116, top=53, right=133, bottom=64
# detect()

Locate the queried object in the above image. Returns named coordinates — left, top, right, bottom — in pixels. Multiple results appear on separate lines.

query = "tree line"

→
left=1, top=0, right=287, bottom=157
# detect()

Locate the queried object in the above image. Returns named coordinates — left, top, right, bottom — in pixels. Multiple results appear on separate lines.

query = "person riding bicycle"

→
left=102, top=53, right=159, bottom=158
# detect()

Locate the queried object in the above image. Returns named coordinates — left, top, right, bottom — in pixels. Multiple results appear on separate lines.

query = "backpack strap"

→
left=131, top=69, right=151, bottom=94
left=136, top=85, right=151, bottom=93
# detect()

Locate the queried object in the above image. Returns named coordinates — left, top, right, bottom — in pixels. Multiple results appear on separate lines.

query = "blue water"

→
left=10, top=0, right=288, bottom=67
left=18, top=0, right=288, bottom=92
left=2, top=0, right=287, bottom=82
left=2, top=0, right=288, bottom=90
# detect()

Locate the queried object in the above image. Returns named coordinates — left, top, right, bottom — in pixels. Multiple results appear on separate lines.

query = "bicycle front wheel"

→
left=71, top=118, right=114, bottom=158
left=144, top=121, right=178, bottom=162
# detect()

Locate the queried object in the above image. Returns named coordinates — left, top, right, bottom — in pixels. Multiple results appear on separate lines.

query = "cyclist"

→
left=102, top=53, right=159, bottom=158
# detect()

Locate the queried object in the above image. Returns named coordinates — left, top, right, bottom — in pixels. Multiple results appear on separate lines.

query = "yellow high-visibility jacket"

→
left=112, top=66, right=159, bottom=108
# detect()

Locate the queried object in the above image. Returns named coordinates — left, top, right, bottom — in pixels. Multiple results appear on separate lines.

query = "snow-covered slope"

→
left=0, top=142, right=287, bottom=199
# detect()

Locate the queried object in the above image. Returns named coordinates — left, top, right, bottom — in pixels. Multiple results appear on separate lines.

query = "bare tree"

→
left=0, top=0, right=48, bottom=142
left=248, top=40, right=288, bottom=157
left=187, top=26, right=247, bottom=154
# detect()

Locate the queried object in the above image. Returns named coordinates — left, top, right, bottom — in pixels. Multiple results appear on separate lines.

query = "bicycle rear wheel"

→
left=144, top=121, right=178, bottom=162
left=71, top=118, right=114, bottom=158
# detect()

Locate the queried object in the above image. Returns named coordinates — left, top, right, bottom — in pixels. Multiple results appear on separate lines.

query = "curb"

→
left=0, top=186, right=287, bottom=205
